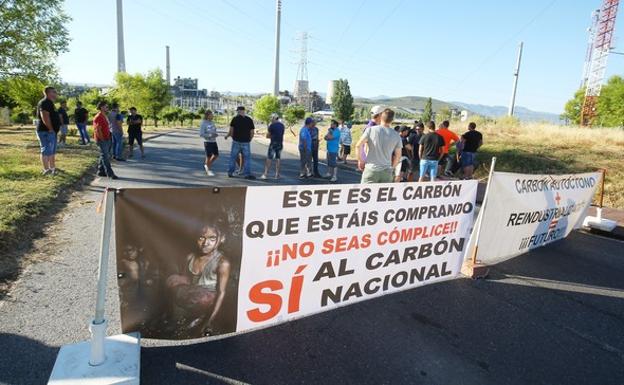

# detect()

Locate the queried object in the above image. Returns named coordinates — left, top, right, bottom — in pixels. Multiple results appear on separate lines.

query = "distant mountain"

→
left=451, top=102, right=562, bottom=124
left=355, top=95, right=561, bottom=123
left=355, top=96, right=454, bottom=111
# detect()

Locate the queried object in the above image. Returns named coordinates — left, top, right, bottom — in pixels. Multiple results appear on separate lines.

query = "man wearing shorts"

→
left=419, top=121, right=445, bottom=182
left=339, top=121, right=352, bottom=164
left=324, top=119, right=341, bottom=182
left=57, top=100, right=69, bottom=147
left=262, top=113, right=284, bottom=180
left=36, top=86, right=61, bottom=175
left=126, top=107, right=144, bottom=158
left=356, top=108, right=402, bottom=184
left=199, top=110, right=219, bottom=176
left=435, top=120, right=459, bottom=177
left=459, top=122, right=483, bottom=179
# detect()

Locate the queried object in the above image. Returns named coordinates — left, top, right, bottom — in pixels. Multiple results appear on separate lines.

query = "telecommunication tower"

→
left=581, top=9, right=601, bottom=88
left=581, top=0, right=619, bottom=126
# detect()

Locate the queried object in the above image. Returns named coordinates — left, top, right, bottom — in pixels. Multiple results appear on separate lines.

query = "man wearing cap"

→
left=261, top=113, right=284, bottom=179
left=225, top=106, right=256, bottom=179
left=355, top=108, right=402, bottom=184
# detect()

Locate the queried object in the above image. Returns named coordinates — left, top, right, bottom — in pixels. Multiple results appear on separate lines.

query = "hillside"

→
left=452, top=102, right=561, bottom=123
left=354, top=95, right=561, bottom=123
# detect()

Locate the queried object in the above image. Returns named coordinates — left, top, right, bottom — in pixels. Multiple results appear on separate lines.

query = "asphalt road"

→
left=1, top=129, right=623, bottom=385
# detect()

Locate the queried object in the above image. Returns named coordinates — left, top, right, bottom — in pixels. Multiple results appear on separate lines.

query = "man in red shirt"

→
left=435, top=120, right=459, bottom=177
left=93, top=101, right=118, bottom=179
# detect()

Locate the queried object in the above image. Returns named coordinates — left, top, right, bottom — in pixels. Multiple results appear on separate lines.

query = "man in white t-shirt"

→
left=355, top=108, right=402, bottom=184
left=199, top=110, right=219, bottom=176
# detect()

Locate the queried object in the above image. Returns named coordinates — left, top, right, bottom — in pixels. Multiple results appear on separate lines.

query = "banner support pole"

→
left=465, top=157, right=496, bottom=277
left=90, top=187, right=115, bottom=366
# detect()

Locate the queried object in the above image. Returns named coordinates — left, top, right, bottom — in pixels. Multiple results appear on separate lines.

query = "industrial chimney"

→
left=166, top=45, right=171, bottom=86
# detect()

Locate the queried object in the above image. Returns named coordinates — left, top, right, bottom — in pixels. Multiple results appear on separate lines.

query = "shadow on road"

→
left=140, top=232, right=624, bottom=385
left=0, top=333, right=59, bottom=384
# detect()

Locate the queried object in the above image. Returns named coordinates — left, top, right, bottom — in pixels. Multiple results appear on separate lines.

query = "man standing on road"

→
left=57, top=100, right=69, bottom=148
left=418, top=121, right=445, bottom=182
left=36, top=86, right=61, bottom=175
left=459, top=122, right=483, bottom=179
left=339, top=121, right=352, bottom=164
left=109, top=103, right=125, bottom=161
left=225, top=106, right=256, bottom=180
left=309, top=118, right=321, bottom=178
left=93, top=101, right=118, bottom=179
left=324, top=119, right=341, bottom=182
left=74, top=101, right=90, bottom=145
left=199, top=110, right=219, bottom=176
left=261, top=113, right=284, bottom=180
left=127, top=107, right=144, bottom=158
left=298, top=117, right=314, bottom=179
left=435, top=120, right=459, bottom=177
left=356, top=108, right=402, bottom=184
left=407, top=122, right=424, bottom=181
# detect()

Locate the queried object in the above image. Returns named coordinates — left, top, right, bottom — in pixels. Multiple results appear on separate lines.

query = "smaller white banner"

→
left=470, top=171, right=600, bottom=265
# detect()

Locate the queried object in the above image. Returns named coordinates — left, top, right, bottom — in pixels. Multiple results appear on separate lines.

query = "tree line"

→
left=562, top=75, right=624, bottom=127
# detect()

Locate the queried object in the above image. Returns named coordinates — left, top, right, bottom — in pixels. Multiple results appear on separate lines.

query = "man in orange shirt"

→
left=435, top=120, right=459, bottom=177
left=93, top=101, right=118, bottom=179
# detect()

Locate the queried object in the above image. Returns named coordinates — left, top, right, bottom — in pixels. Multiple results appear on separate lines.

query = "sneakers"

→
left=50, top=168, right=58, bottom=175
left=207, top=170, right=215, bottom=177
left=260, top=174, right=268, bottom=180
left=324, top=173, right=332, bottom=178
left=299, top=174, right=306, bottom=180
left=228, top=173, right=234, bottom=178
left=41, top=169, right=51, bottom=175
left=204, top=165, right=210, bottom=175
left=330, top=176, right=338, bottom=182
left=244, top=175, right=256, bottom=180
left=274, top=174, right=280, bottom=180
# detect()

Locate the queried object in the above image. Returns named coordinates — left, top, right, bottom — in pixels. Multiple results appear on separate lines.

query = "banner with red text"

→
left=115, top=181, right=478, bottom=340
left=468, top=171, right=600, bottom=265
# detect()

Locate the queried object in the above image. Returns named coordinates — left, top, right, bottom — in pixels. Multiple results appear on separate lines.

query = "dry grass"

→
left=473, top=122, right=624, bottom=209
left=0, top=126, right=98, bottom=257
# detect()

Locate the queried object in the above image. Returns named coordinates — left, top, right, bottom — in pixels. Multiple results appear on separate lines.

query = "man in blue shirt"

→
left=299, top=117, right=314, bottom=179
left=262, top=113, right=285, bottom=180
left=324, top=119, right=341, bottom=182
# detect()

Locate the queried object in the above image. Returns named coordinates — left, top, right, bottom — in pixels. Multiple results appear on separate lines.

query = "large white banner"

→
left=469, top=171, right=600, bottom=265
left=237, top=181, right=478, bottom=332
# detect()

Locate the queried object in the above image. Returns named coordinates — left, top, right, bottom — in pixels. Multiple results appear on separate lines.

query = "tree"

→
left=596, top=75, right=624, bottom=127
left=160, top=106, right=179, bottom=126
left=0, top=0, right=70, bottom=78
left=254, top=94, right=281, bottom=124
left=562, top=88, right=585, bottom=125
left=112, top=69, right=171, bottom=126
left=437, top=106, right=452, bottom=122
left=422, top=97, right=433, bottom=123
left=332, top=79, right=354, bottom=122
left=2, top=75, right=47, bottom=116
left=283, top=104, right=306, bottom=128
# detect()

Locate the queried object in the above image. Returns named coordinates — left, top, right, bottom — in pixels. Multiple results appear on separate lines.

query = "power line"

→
left=454, top=0, right=558, bottom=88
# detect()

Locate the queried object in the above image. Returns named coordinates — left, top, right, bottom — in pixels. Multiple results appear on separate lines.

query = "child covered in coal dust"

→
left=166, top=219, right=231, bottom=337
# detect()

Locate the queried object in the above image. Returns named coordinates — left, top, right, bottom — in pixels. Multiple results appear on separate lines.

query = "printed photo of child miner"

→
left=166, top=218, right=232, bottom=337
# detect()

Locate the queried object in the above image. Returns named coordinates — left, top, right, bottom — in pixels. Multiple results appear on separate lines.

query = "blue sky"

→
left=57, top=0, right=624, bottom=114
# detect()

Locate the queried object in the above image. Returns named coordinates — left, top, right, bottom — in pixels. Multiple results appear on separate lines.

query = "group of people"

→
left=35, top=86, right=146, bottom=179
left=197, top=103, right=482, bottom=185
left=355, top=105, right=483, bottom=184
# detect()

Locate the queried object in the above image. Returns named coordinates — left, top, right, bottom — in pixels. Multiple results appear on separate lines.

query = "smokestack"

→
left=166, top=45, right=171, bottom=86
left=116, top=0, right=126, bottom=73
left=272, top=0, right=281, bottom=96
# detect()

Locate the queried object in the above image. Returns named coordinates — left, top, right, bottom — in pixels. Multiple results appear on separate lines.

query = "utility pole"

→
left=508, top=41, right=523, bottom=117
left=273, top=0, right=282, bottom=96
left=116, top=0, right=126, bottom=73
